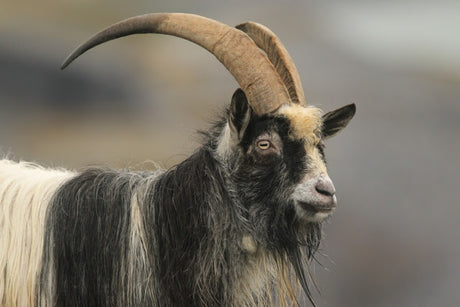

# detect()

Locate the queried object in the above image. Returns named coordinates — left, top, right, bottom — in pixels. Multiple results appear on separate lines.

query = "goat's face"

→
left=218, top=89, right=355, bottom=247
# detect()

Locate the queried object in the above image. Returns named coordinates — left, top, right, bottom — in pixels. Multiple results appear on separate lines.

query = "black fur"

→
left=39, top=93, right=354, bottom=306
left=229, top=88, right=251, bottom=137
left=234, top=113, right=321, bottom=304
left=41, top=169, right=149, bottom=306
left=322, top=103, right=356, bottom=139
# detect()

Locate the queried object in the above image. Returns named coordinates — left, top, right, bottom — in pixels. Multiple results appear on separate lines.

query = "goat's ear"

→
left=229, top=88, right=252, bottom=140
left=322, top=103, right=356, bottom=139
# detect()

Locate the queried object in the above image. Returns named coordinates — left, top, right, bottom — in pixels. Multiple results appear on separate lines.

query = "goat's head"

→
left=62, top=13, right=355, bottom=302
left=217, top=90, right=355, bottom=231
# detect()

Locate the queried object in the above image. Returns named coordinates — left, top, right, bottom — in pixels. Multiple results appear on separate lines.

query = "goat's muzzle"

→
left=293, top=175, right=337, bottom=221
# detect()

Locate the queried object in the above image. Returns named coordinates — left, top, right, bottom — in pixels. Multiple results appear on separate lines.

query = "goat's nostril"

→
left=315, top=179, right=336, bottom=197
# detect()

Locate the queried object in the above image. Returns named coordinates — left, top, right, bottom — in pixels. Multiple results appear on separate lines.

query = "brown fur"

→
left=278, top=104, right=327, bottom=176
left=277, top=104, right=323, bottom=145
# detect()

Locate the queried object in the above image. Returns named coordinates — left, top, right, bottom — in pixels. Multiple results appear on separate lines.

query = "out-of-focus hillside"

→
left=1, top=1, right=459, bottom=305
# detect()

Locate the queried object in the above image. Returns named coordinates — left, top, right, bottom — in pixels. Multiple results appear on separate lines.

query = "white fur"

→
left=292, top=173, right=336, bottom=223
left=121, top=174, right=163, bottom=306
left=0, top=159, right=74, bottom=306
left=216, top=123, right=235, bottom=158
left=235, top=249, right=276, bottom=307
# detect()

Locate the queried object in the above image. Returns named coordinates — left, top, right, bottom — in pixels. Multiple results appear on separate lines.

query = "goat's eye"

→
left=257, top=140, right=271, bottom=150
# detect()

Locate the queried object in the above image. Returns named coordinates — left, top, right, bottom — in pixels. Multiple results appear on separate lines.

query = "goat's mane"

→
left=35, top=128, right=322, bottom=306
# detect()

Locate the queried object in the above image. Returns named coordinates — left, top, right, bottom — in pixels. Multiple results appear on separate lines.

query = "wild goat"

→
left=0, top=13, right=355, bottom=307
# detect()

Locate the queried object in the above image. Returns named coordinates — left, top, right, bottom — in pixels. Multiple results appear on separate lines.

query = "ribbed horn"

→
left=236, top=22, right=306, bottom=106
left=61, top=13, right=291, bottom=115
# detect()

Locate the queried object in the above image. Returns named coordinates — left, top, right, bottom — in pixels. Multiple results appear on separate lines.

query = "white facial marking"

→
left=276, top=105, right=338, bottom=222
left=292, top=172, right=336, bottom=222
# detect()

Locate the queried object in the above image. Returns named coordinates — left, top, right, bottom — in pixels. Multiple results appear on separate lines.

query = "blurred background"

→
left=1, top=0, right=459, bottom=305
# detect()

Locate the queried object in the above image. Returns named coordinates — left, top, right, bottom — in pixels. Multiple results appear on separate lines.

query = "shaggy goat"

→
left=0, top=13, right=355, bottom=306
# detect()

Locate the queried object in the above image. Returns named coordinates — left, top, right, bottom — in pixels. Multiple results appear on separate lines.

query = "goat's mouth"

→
left=297, top=201, right=336, bottom=213
left=295, top=200, right=336, bottom=222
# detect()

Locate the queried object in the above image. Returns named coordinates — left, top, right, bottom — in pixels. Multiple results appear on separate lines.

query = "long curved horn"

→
left=61, top=13, right=291, bottom=115
left=236, top=22, right=306, bottom=106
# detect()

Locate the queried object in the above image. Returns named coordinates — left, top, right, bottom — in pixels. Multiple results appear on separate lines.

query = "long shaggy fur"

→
left=0, top=140, right=318, bottom=306
left=34, top=146, right=318, bottom=306
left=0, top=98, right=356, bottom=306
left=0, top=160, right=74, bottom=306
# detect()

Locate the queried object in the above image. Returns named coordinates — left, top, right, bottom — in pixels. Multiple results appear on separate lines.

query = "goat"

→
left=0, top=13, right=355, bottom=306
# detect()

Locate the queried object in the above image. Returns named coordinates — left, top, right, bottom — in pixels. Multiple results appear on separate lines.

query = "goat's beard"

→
left=281, top=221, right=322, bottom=306
left=247, top=199, right=322, bottom=253
left=247, top=199, right=322, bottom=306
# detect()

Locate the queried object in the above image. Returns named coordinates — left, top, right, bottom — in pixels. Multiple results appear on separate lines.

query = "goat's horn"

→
left=236, top=22, right=306, bottom=106
left=61, top=13, right=291, bottom=115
